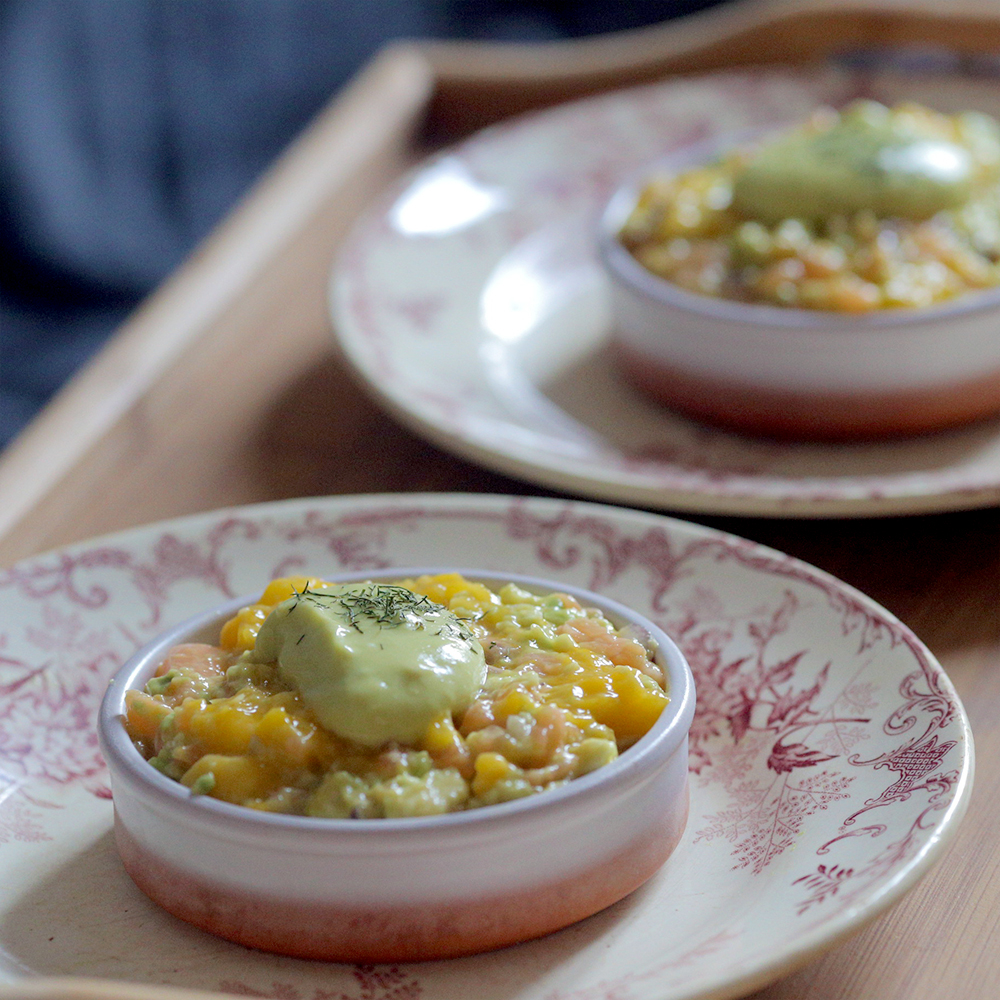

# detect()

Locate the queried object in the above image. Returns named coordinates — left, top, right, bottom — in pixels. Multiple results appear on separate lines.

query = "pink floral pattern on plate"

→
left=0, top=494, right=972, bottom=1000
left=331, top=68, right=1000, bottom=517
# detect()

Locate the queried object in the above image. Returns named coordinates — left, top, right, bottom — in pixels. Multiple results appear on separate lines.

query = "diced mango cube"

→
left=423, top=713, right=461, bottom=754
left=255, top=706, right=321, bottom=769
left=219, top=604, right=269, bottom=652
left=471, top=751, right=515, bottom=797
left=495, top=687, right=537, bottom=721
left=181, top=755, right=277, bottom=803
left=180, top=700, right=260, bottom=755
left=259, top=576, right=324, bottom=607
left=409, top=573, right=495, bottom=609
left=580, top=666, right=667, bottom=744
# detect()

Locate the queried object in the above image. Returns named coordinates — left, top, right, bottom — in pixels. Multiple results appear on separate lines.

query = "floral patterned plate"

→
left=0, top=494, right=972, bottom=1000
left=331, top=67, right=1000, bottom=517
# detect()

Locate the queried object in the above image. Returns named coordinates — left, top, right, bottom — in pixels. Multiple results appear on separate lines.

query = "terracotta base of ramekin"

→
left=615, top=345, right=1000, bottom=441
left=115, top=786, right=688, bottom=962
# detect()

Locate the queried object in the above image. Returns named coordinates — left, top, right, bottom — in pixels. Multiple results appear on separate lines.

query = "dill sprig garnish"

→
left=288, top=582, right=478, bottom=643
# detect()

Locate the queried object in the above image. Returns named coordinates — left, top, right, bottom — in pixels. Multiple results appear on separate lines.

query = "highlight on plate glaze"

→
left=0, top=494, right=971, bottom=1000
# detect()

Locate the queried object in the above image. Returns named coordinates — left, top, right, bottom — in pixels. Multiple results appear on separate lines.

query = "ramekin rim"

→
left=597, top=132, right=1000, bottom=332
left=98, top=567, right=695, bottom=838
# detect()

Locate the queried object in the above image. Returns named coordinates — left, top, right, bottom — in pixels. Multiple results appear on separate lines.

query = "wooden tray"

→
left=0, top=3, right=997, bottom=999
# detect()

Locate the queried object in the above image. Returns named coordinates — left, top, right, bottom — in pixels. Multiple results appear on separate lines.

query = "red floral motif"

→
left=218, top=966, right=421, bottom=1000
left=696, top=764, right=854, bottom=874
left=792, top=863, right=856, bottom=911
left=501, top=501, right=720, bottom=606
left=545, top=929, right=739, bottom=999
left=667, top=581, right=874, bottom=872
left=789, top=662, right=963, bottom=913
left=0, top=517, right=278, bottom=789
left=274, top=508, right=429, bottom=574
left=0, top=786, right=54, bottom=844
left=676, top=587, right=867, bottom=769
left=768, top=739, right=837, bottom=774
left=0, top=548, right=133, bottom=606
left=0, top=522, right=244, bottom=629
left=0, top=681, right=103, bottom=783
left=0, top=632, right=113, bottom=785
left=128, top=530, right=238, bottom=626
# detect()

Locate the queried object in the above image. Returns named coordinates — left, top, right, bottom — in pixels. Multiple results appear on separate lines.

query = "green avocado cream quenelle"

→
left=733, top=100, right=977, bottom=223
left=250, top=583, right=487, bottom=747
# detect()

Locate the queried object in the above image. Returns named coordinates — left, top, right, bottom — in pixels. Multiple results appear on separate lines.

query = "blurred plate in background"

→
left=331, top=68, right=1000, bottom=517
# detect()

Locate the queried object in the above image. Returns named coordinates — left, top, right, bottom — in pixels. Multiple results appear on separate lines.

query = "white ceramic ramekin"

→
left=98, top=569, right=695, bottom=962
left=598, top=150, right=1000, bottom=440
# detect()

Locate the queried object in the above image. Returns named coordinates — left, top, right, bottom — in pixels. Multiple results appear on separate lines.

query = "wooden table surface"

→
left=1, top=2, right=998, bottom=999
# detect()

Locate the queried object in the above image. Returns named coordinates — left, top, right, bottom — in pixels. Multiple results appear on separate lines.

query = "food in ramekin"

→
left=599, top=100, right=1000, bottom=440
left=99, top=569, right=694, bottom=960
left=123, top=572, right=668, bottom=818
left=618, top=100, right=1000, bottom=312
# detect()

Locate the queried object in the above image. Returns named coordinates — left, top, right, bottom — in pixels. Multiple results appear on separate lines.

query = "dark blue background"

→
left=0, top=0, right=724, bottom=446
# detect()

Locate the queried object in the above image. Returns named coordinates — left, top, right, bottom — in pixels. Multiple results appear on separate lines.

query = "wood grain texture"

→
left=0, top=43, right=436, bottom=564
left=0, top=2, right=998, bottom=999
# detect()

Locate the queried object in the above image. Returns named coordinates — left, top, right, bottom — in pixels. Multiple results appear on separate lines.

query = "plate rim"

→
left=0, top=491, right=976, bottom=1000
